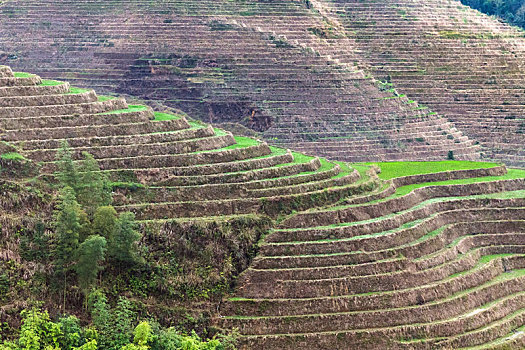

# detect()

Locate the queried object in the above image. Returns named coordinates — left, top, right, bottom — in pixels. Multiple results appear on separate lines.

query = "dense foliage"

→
left=461, top=0, right=525, bottom=29
left=51, top=143, right=143, bottom=303
left=0, top=297, right=235, bottom=350
left=0, top=142, right=271, bottom=348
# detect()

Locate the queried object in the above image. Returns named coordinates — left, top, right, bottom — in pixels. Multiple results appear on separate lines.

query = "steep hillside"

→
left=315, top=0, right=525, bottom=167
left=0, top=0, right=480, bottom=162
left=0, top=64, right=366, bottom=340
left=221, top=161, right=525, bottom=349
left=0, top=66, right=524, bottom=348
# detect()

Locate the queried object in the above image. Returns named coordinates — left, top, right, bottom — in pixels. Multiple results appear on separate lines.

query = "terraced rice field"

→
left=0, top=65, right=523, bottom=348
left=316, top=0, right=525, bottom=167
left=220, top=161, right=525, bottom=349
left=0, top=0, right=482, bottom=163
left=0, top=65, right=372, bottom=222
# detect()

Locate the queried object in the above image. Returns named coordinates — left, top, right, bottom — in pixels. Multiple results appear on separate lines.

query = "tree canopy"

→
left=461, top=0, right=525, bottom=29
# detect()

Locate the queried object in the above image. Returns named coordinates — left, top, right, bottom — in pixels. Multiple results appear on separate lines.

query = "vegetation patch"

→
left=363, top=160, right=501, bottom=180
left=67, top=87, right=90, bottom=94
left=0, top=152, right=25, bottom=161
left=13, top=71, right=35, bottom=78
left=153, top=111, right=182, bottom=121
left=99, top=105, right=149, bottom=115
left=40, top=79, right=64, bottom=86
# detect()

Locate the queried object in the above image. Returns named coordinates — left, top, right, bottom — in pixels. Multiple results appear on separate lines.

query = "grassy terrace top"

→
left=363, top=160, right=502, bottom=180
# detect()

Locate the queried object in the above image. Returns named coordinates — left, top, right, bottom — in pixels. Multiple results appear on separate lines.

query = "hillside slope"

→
left=315, top=0, right=525, bottom=167
left=0, top=64, right=367, bottom=336
left=0, top=66, right=524, bottom=348
left=0, top=0, right=481, bottom=163
left=221, top=161, right=525, bottom=349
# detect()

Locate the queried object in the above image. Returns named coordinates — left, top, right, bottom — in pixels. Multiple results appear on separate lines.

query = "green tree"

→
left=78, top=209, right=92, bottom=243
left=88, top=290, right=110, bottom=334
left=56, top=141, right=79, bottom=192
left=58, top=315, right=99, bottom=350
left=75, top=235, right=107, bottom=296
left=112, top=212, right=142, bottom=265
left=110, top=298, right=135, bottom=350
left=58, top=315, right=83, bottom=349
left=0, top=310, right=100, bottom=350
left=54, top=186, right=82, bottom=272
left=121, top=322, right=152, bottom=350
left=77, top=152, right=111, bottom=216
left=132, top=322, right=152, bottom=349
left=18, top=308, right=62, bottom=350
left=150, top=329, right=225, bottom=350
left=73, top=340, right=98, bottom=350
left=92, top=206, right=118, bottom=247
left=54, top=186, right=83, bottom=309
left=88, top=291, right=135, bottom=350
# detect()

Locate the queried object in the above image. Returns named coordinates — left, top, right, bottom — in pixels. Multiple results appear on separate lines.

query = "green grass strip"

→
left=213, top=128, right=228, bottom=137
left=333, top=161, right=354, bottom=179
left=98, top=105, right=149, bottom=115
left=153, top=111, right=182, bottom=121
left=216, top=135, right=259, bottom=150
left=13, top=72, right=34, bottom=78
left=40, top=79, right=64, bottom=86
left=67, top=87, right=90, bottom=94
left=275, top=152, right=314, bottom=168
left=362, top=161, right=501, bottom=180
left=98, top=95, right=116, bottom=102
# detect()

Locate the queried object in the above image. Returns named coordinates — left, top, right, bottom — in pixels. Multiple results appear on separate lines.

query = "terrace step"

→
left=8, top=119, right=190, bottom=145
left=115, top=162, right=346, bottom=202
left=254, top=220, right=525, bottom=270
left=0, top=76, right=41, bottom=87
left=0, top=90, right=97, bottom=107
left=0, top=107, right=154, bottom=131
left=27, top=133, right=235, bottom=162
left=0, top=82, right=69, bottom=97
left=0, top=98, right=127, bottom=118
left=41, top=141, right=272, bottom=172
left=154, top=156, right=322, bottom=186
left=118, top=175, right=380, bottom=219
left=224, top=261, right=525, bottom=336
left=280, top=165, right=509, bottom=229
left=16, top=124, right=215, bottom=150
left=114, top=149, right=295, bottom=183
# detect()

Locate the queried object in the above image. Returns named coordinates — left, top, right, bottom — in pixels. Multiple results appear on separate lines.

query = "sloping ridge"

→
left=0, top=65, right=368, bottom=221
left=0, top=0, right=481, bottom=163
left=313, top=0, right=525, bottom=167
